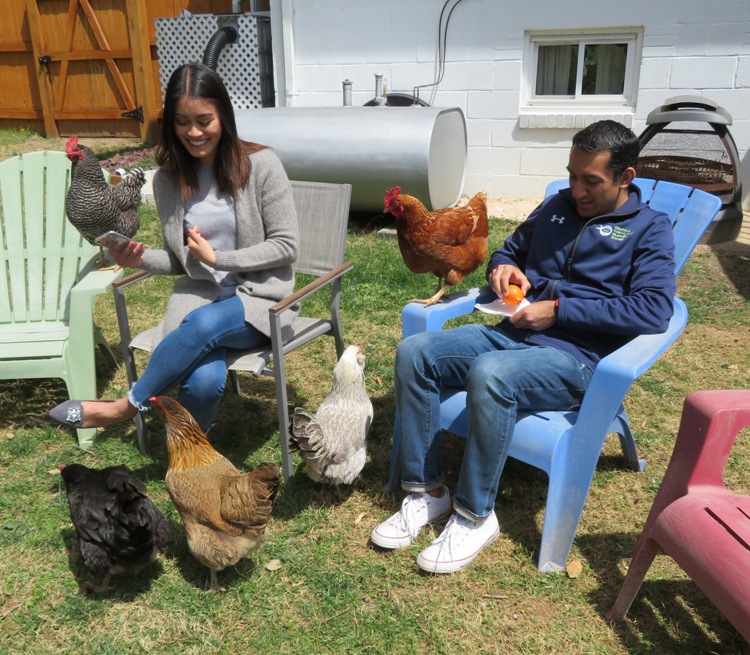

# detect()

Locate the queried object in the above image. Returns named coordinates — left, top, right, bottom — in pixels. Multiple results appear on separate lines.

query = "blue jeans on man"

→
left=395, top=323, right=592, bottom=519
left=371, top=322, right=592, bottom=572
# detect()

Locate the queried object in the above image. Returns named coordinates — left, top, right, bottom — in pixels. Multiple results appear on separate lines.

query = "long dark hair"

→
left=155, top=63, right=266, bottom=199
left=571, top=120, right=639, bottom=181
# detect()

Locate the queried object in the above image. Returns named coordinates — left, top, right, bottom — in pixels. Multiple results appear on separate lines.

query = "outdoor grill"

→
left=637, top=95, right=743, bottom=244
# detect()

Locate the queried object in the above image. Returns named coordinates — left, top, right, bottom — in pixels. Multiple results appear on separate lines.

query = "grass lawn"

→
left=0, top=130, right=748, bottom=654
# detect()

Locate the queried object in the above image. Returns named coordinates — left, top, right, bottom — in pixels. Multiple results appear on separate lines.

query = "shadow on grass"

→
left=0, top=346, right=122, bottom=436
left=576, top=530, right=750, bottom=654
left=711, top=239, right=750, bottom=300
left=60, top=525, right=170, bottom=599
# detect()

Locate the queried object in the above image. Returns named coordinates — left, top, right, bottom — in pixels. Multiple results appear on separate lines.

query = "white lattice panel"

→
left=155, top=14, right=263, bottom=110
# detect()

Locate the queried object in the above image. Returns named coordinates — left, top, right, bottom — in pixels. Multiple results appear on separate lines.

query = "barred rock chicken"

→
left=64, top=135, right=145, bottom=269
left=384, top=187, right=489, bottom=306
left=149, top=396, right=280, bottom=592
left=60, top=463, right=170, bottom=594
left=289, top=344, right=373, bottom=494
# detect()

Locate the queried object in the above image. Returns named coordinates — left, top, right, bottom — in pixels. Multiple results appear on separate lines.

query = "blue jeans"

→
left=129, top=295, right=268, bottom=431
left=394, top=323, right=592, bottom=520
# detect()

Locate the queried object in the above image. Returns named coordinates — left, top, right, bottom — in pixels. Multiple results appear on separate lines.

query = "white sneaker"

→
left=370, top=488, right=452, bottom=549
left=416, top=511, right=500, bottom=573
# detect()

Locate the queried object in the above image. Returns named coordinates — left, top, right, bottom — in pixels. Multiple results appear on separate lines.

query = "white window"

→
left=520, top=28, right=643, bottom=128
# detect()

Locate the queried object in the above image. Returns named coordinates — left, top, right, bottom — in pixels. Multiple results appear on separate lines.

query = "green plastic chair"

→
left=0, top=150, right=124, bottom=448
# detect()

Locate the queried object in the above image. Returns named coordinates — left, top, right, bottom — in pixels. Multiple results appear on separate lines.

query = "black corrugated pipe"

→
left=202, top=27, right=238, bottom=70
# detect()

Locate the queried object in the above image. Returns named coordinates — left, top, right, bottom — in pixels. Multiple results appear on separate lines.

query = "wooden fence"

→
left=0, top=0, right=256, bottom=142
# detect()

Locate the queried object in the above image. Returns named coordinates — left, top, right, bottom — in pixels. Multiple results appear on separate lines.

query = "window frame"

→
left=522, top=28, right=643, bottom=111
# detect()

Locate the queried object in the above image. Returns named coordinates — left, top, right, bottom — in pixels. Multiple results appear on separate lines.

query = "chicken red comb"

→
left=384, top=186, right=401, bottom=205
left=65, top=135, right=78, bottom=154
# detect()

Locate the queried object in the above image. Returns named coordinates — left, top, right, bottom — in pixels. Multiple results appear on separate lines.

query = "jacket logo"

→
left=550, top=214, right=565, bottom=224
left=595, top=225, right=633, bottom=241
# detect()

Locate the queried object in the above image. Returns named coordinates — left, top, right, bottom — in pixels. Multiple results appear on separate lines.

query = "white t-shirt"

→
left=183, top=165, right=238, bottom=297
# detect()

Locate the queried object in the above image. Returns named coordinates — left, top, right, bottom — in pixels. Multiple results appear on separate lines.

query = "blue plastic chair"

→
left=386, top=178, right=722, bottom=572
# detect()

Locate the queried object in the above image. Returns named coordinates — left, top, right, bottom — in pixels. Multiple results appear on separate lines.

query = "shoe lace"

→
left=432, top=514, right=474, bottom=559
left=392, top=494, right=428, bottom=539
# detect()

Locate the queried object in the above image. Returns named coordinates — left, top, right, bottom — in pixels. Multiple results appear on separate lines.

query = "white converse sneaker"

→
left=370, top=488, right=452, bottom=549
left=416, top=511, right=500, bottom=573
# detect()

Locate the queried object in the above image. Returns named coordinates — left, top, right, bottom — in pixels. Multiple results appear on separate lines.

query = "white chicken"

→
left=289, top=345, right=373, bottom=492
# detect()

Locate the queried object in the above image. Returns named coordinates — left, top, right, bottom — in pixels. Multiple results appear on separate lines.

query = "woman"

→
left=49, top=63, right=299, bottom=433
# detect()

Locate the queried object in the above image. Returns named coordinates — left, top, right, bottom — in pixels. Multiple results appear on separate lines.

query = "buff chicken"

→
left=384, top=187, right=489, bottom=306
left=289, top=344, right=373, bottom=494
left=64, top=135, right=145, bottom=269
left=149, top=395, right=280, bottom=591
left=60, top=463, right=170, bottom=593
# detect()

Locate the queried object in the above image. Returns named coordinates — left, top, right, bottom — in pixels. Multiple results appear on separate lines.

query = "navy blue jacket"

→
left=487, top=185, right=676, bottom=370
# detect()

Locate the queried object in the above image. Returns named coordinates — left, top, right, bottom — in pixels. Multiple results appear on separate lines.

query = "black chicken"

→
left=64, top=135, right=145, bottom=269
left=60, top=463, right=170, bottom=593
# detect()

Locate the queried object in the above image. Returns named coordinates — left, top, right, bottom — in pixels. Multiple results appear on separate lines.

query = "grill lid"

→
left=645, top=95, right=732, bottom=126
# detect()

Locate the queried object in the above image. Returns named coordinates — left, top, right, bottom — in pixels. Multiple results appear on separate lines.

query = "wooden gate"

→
left=25, top=0, right=159, bottom=141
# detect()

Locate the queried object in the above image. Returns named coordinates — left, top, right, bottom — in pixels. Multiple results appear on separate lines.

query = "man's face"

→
left=567, top=147, right=631, bottom=218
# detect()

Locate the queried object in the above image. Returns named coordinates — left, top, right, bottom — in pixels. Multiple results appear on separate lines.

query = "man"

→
left=371, top=120, right=676, bottom=573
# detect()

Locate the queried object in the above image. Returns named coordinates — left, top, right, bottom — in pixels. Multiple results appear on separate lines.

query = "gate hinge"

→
left=121, top=106, right=144, bottom=123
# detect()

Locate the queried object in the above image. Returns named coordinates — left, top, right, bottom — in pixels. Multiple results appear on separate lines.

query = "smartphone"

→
left=94, top=230, right=133, bottom=248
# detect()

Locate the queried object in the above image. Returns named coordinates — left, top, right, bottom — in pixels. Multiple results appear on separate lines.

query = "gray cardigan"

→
left=143, top=148, right=299, bottom=345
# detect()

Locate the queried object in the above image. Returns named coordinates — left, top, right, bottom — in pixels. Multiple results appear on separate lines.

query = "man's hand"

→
left=187, top=226, right=217, bottom=267
left=509, top=300, right=557, bottom=331
left=488, top=264, right=531, bottom=302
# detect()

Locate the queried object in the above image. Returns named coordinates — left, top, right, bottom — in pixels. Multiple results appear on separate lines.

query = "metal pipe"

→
left=373, top=74, right=386, bottom=106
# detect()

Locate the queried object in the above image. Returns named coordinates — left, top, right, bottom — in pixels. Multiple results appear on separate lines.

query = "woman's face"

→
left=173, top=96, right=223, bottom=166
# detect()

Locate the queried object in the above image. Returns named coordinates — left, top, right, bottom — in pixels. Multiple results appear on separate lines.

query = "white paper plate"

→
left=475, top=296, right=531, bottom=317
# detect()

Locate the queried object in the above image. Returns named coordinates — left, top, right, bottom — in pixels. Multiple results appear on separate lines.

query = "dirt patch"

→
left=457, top=193, right=541, bottom=222
left=0, top=135, right=144, bottom=162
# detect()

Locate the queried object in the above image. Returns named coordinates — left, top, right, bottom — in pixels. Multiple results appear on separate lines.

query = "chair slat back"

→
left=0, top=151, right=96, bottom=325
left=671, top=188, right=722, bottom=275
left=291, top=180, right=352, bottom=277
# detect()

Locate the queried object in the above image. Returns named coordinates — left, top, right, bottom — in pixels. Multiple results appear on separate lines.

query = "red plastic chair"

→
left=609, top=389, right=750, bottom=641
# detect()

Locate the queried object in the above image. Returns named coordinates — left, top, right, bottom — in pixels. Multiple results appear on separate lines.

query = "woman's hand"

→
left=186, top=226, right=216, bottom=267
left=109, top=240, right=145, bottom=268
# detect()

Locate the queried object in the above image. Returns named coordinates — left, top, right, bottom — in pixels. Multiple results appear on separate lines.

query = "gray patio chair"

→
left=112, top=180, right=353, bottom=481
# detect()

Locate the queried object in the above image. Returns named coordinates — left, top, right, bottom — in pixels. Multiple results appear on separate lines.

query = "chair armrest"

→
left=111, top=269, right=152, bottom=291
left=570, top=298, right=689, bottom=441
left=594, top=298, right=688, bottom=384
left=71, top=265, right=125, bottom=296
left=401, top=286, right=493, bottom=338
left=269, top=261, right=354, bottom=315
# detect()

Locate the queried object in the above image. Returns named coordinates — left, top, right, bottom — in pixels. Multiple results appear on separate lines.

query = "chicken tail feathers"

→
left=288, top=408, right=326, bottom=460
left=221, top=463, right=280, bottom=527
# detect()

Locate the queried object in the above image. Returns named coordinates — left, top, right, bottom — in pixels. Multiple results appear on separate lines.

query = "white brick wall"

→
left=272, top=0, right=750, bottom=209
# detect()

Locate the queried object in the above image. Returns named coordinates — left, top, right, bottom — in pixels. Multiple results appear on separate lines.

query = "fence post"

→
left=25, top=0, right=59, bottom=137
left=127, top=0, right=159, bottom=143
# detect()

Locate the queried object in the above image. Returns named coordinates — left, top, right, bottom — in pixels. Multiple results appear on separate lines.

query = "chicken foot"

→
left=208, top=569, right=226, bottom=593
left=410, top=277, right=451, bottom=307
left=84, top=572, right=113, bottom=594
left=94, top=245, right=122, bottom=272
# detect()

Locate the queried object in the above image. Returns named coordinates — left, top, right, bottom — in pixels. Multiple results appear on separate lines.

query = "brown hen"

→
left=149, top=396, right=280, bottom=591
left=384, top=187, right=488, bottom=306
